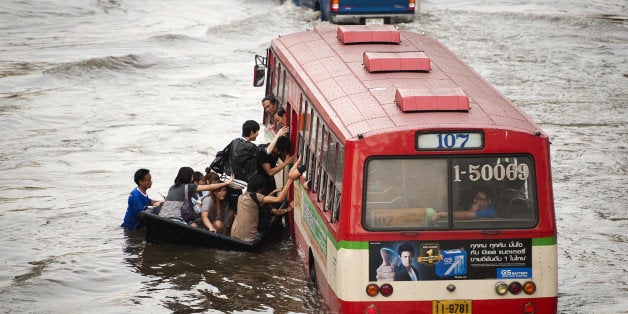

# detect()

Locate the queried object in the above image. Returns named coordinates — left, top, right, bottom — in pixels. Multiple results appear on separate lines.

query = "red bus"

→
left=254, top=24, right=557, bottom=314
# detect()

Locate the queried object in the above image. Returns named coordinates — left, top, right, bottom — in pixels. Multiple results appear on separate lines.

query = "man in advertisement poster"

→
left=376, top=242, right=421, bottom=281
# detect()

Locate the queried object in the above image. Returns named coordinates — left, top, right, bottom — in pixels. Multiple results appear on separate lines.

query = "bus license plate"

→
left=365, top=18, right=384, bottom=25
left=432, top=300, right=472, bottom=314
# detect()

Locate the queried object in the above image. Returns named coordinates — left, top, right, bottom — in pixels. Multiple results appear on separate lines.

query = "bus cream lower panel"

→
left=532, top=244, right=558, bottom=296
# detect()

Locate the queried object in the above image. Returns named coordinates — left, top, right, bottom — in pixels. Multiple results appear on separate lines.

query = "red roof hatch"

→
left=337, top=25, right=400, bottom=44
left=363, top=51, right=431, bottom=72
left=395, top=87, right=470, bottom=112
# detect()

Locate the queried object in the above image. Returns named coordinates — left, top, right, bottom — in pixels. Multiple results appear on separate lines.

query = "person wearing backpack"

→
left=159, top=166, right=234, bottom=226
left=219, top=120, right=289, bottom=211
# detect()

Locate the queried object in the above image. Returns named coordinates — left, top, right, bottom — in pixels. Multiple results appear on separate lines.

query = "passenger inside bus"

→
left=273, top=107, right=286, bottom=128
left=431, top=189, right=497, bottom=221
left=261, top=94, right=278, bottom=116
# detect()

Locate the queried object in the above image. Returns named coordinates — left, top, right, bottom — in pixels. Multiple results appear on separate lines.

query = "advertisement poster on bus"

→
left=368, top=239, right=532, bottom=281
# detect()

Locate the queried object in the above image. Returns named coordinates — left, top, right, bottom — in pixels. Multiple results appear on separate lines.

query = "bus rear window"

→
left=363, top=156, right=538, bottom=231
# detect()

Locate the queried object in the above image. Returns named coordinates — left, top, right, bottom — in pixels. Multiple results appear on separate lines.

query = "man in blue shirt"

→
left=121, top=168, right=163, bottom=229
left=431, top=189, right=497, bottom=221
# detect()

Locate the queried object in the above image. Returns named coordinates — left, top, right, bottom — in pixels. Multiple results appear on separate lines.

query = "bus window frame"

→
left=361, top=154, right=540, bottom=232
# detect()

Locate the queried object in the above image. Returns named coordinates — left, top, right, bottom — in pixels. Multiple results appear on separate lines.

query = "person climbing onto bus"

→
left=257, top=135, right=294, bottom=195
left=431, top=189, right=497, bottom=221
left=121, top=168, right=163, bottom=229
left=230, top=174, right=294, bottom=242
left=224, top=120, right=288, bottom=210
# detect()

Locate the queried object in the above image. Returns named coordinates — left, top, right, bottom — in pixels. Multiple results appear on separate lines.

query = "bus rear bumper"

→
left=338, top=297, right=557, bottom=314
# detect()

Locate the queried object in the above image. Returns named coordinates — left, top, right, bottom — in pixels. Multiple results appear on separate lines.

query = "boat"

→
left=142, top=210, right=282, bottom=252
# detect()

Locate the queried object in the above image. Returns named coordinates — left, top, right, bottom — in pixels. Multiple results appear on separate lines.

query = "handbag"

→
left=180, top=184, right=197, bottom=222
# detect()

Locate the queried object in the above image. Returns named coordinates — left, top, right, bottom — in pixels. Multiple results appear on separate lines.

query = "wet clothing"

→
left=121, top=187, right=152, bottom=229
left=231, top=192, right=265, bottom=242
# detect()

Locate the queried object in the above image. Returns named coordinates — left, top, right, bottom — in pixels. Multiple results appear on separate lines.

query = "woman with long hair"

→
left=159, top=166, right=233, bottom=226
left=198, top=181, right=233, bottom=235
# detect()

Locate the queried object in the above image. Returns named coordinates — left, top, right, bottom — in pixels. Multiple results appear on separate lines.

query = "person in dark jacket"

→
left=224, top=120, right=288, bottom=209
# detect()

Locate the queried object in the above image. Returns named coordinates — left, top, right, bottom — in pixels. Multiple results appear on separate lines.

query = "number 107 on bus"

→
left=417, top=132, right=483, bottom=150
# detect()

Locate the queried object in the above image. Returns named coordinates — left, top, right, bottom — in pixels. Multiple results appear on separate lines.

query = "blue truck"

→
left=294, top=0, right=416, bottom=24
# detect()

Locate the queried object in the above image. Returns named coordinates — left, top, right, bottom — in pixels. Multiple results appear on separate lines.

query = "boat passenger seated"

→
left=195, top=180, right=233, bottom=236
left=159, top=166, right=234, bottom=225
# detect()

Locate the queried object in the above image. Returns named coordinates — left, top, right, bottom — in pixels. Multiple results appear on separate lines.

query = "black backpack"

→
left=210, top=140, right=234, bottom=174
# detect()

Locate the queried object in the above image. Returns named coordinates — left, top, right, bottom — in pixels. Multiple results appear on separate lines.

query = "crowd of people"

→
left=121, top=95, right=304, bottom=242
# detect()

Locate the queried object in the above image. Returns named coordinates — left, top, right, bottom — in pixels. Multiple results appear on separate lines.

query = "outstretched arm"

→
left=197, top=174, right=234, bottom=192
left=263, top=178, right=294, bottom=204
left=262, top=154, right=295, bottom=177
left=265, top=126, right=289, bottom=154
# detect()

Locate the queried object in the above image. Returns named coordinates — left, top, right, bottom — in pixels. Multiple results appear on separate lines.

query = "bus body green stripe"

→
left=331, top=236, right=557, bottom=251
left=337, top=240, right=369, bottom=250
left=532, top=236, right=557, bottom=246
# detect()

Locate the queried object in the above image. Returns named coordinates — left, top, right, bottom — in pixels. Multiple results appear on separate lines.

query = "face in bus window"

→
left=471, top=191, right=492, bottom=212
left=273, top=110, right=286, bottom=128
left=262, top=99, right=277, bottom=115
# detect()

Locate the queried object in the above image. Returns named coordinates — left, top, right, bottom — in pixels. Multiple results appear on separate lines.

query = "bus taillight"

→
left=366, top=283, right=379, bottom=297
left=379, top=283, right=393, bottom=297
left=523, top=302, right=536, bottom=314
left=366, top=304, right=379, bottom=314
left=365, top=283, right=393, bottom=297
left=508, top=281, right=523, bottom=295
left=523, top=281, right=537, bottom=294
left=409, top=0, right=416, bottom=11
left=331, top=0, right=339, bottom=12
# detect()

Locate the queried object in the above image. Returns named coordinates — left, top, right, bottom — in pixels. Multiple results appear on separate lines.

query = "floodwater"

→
left=0, top=0, right=626, bottom=313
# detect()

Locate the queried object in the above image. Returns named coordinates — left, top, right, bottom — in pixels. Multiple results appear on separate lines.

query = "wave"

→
left=44, top=54, right=156, bottom=79
left=0, top=61, right=52, bottom=79
left=148, top=33, right=202, bottom=44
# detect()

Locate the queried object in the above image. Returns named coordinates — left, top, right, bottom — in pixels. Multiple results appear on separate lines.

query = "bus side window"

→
left=279, top=68, right=287, bottom=104
left=308, top=112, right=319, bottom=192
left=331, top=186, right=341, bottom=223
left=331, top=144, right=344, bottom=222
left=323, top=135, right=337, bottom=212
left=316, top=126, right=327, bottom=203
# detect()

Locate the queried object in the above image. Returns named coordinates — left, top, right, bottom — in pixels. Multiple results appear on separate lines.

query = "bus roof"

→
left=270, top=25, right=545, bottom=141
